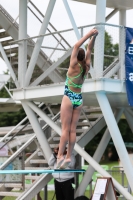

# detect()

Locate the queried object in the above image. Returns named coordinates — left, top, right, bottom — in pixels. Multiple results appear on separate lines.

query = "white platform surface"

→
left=12, top=78, right=130, bottom=108
left=72, top=0, right=133, bottom=10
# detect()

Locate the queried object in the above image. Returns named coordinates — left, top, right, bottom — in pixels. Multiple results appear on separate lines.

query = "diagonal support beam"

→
left=26, top=100, right=133, bottom=200
left=74, top=143, right=133, bottom=200
left=30, top=48, right=72, bottom=86
left=75, top=108, right=124, bottom=197
left=25, top=0, right=56, bottom=86
left=0, top=43, right=19, bottom=88
left=62, top=0, right=95, bottom=78
left=126, top=108, right=133, bottom=117
left=62, top=0, right=81, bottom=41
left=22, top=101, right=52, bottom=161
left=106, top=8, right=119, bottom=22
left=96, top=91, right=133, bottom=191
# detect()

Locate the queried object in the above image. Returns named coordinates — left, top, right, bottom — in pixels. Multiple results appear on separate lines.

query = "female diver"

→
left=57, top=28, right=98, bottom=169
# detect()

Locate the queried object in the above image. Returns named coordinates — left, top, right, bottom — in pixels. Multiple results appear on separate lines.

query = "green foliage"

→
left=0, top=83, right=10, bottom=98
left=104, top=31, right=118, bottom=68
left=85, top=126, right=106, bottom=157
left=58, top=56, right=70, bottom=78
left=0, top=81, right=26, bottom=127
left=85, top=119, right=133, bottom=162
left=118, top=119, right=133, bottom=142
left=0, top=108, right=26, bottom=127
left=58, top=31, right=119, bottom=78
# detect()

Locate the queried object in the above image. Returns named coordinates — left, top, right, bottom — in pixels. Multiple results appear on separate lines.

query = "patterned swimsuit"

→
left=64, top=63, right=85, bottom=109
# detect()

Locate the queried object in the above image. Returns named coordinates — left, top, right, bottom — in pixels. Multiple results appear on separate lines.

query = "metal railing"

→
left=8, top=22, right=124, bottom=84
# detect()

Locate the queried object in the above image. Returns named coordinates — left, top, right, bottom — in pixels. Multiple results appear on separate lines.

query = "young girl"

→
left=57, top=28, right=98, bottom=169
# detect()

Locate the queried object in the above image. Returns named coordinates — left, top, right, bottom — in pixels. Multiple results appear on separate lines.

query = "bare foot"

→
left=56, top=156, right=64, bottom=169
left=60, top=158, right=71, bottom=169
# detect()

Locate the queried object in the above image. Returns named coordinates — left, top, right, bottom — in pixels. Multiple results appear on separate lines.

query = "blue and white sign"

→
left=125, top=27, right=133, bottom=106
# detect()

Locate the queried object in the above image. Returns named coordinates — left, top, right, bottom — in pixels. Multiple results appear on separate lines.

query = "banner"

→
left=125, top=27, right=133, bottom=106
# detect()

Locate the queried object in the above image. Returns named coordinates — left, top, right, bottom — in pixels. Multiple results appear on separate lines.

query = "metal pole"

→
left=22, top=101, right=52, bottom=161
left=62, top=0, right=95, bottom=78
left=94, top=0, right=106, bottom=78
left=4, top=85, right=13, bottom=98
left=96, top=91, right=133, bottom=191
left=119, top=9, right=126, bottom=80
left=128, top=182, right=132, bottom=194
left=121, top=170, right=124, bottom=186
left=0, top=43, right=19, bottom=88
left=18, top=0, right=27, bottom=87
left=106, top=8, right=119, bottom=22
left=89, top=180, right=92, bottom=198
left=44, top=185, right=47, bottom=200
left=25, top=0, right=56, bottom=87
left=119, top=9, right=126, bottom=27
left=74, top=143, right=133, bottom=200
left=26, top=101, right=133, bottom=200
left=62, top=0, right=81, bottom=41
left=30, top=48, right=72, bottom=86
left=0, top=135, right=36, bottom=170
left=75, top=108, right=124, bottom=197
left=22, top=151, right=25, bottom=191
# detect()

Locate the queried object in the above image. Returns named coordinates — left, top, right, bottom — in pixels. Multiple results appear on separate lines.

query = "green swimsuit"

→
left=64, top=63, right=85, bottom=108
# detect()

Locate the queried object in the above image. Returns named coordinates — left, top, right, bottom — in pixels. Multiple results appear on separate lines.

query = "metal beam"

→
left=119, top=10, right=126, bottom=80
left=25, top=100, right=133, bottom=200
left=106, top=8, right=119, bottom=22
left=16, top=174, right=52, bottom=200
left=75, top=108, right=124, bottom=197
left=96, top=91, right=133, bottom=191
left=62, top=0, right=95, bottom=78
left=0, top=135, right=36, bottom=170
left=0, top=5, right=62, bottom=83
left=62, top=0, right=81, bottom=41
left=25, top=0, right=56, bottom=86
left=30, top=48, right=72, bottom=86
left=94, top=0, right=106, bottom=78
left=18, top=0, right=27, bottom=87
left=22, top=101, right=52, bottom=161
left=12, top=79, right=126, bottom=102
left=0, top=43, right=19, bottom=87
left=74, top=142, right=133, bottom=200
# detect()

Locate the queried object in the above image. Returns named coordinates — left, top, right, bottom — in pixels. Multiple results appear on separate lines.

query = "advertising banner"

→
left=125, top=27, right=133, bottom=106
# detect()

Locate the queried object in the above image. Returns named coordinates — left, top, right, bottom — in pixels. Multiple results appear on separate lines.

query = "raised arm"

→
left=86, top=32, right=98, bottom=67
left=70, top=28, right=98, bottom=67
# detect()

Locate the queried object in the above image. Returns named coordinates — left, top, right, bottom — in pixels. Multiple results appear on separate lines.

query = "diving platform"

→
left=12, top=78, right=128, bottom=108
left=72, top=0, right=133, bottom=10
left=0, top=169, right=85, bottom=174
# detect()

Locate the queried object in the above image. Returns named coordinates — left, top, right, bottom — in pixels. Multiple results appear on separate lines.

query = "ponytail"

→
left=77, top=48, right=86, bottom=79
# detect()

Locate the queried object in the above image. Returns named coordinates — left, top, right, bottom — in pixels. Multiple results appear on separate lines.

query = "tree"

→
left=90, top=31, right=118, bottom=69
left=0, top=73, right=26, bottom=127
left=104, top=31, right=118, bottom=69
left=58, top=31, right=119, bottom=79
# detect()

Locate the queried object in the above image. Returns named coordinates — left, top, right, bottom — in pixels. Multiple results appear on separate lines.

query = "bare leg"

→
left=57, top=95, right=73, bottom=162
left=60, top=104, right=82, bottom=169
left=67, top=104, right=82, bottom=159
